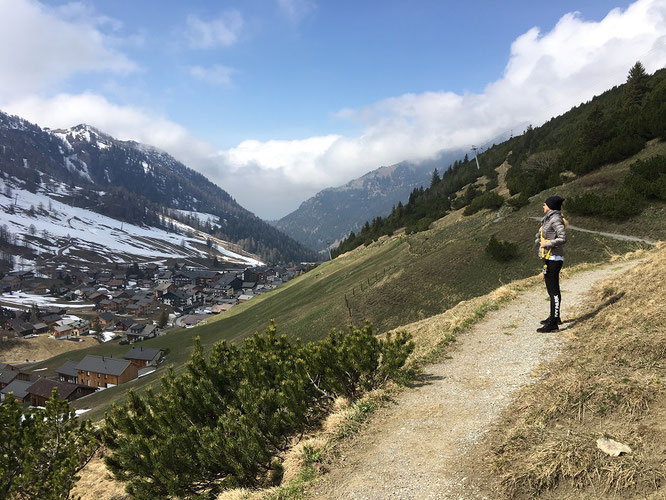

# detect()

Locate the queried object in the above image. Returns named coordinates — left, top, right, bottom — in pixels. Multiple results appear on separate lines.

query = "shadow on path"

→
left=407, top=373, right=446, bottom=389
left=563, top=291, right=626, bottom=329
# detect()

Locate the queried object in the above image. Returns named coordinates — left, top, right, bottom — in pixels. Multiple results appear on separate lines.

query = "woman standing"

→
left=536, top=196, right=566, bottom=333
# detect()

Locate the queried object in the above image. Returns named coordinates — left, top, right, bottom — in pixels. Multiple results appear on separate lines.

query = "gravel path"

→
left=527, top=217, right=658, bottom=245
left=308, top=259, right=642, bottom=499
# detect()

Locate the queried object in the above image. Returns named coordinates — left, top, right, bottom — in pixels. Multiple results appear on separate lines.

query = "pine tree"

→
left=430, top=168, right=441, bottom=187
left=0, top=391, right=99, bottom=499
left=158, top=309, right=168, bottom=328
left=624, top=61, right=649, bottom=108
left=92, top=317, right=102, bottom=333
left=29, top=304, right=39, bottom=323
left=581, top=103, right=606, bottom=152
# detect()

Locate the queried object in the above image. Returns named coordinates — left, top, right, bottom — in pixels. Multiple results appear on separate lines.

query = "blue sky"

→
left=2, top=0, right=665, bottom=218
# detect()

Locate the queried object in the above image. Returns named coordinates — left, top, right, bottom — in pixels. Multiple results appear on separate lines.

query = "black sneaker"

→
left=540, top=317, right=562, bottom=325
left=537, top=322, right=559, bottom=333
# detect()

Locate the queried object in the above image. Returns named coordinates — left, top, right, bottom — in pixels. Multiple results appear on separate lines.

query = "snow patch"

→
left=0, top=176, right=262, bottom=267
left=1, top=292, right=93, bottom=309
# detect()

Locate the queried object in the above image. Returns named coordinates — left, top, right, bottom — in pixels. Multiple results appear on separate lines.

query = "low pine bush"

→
left=624, top=155, right=666, bottom=200
left=506, top=192, right=530, bottom=211
left=464, top=191, right=505, bottom=215
left=566, top=188, right=644, bottom=219
left=406, top=217, right=433, bottom=234
left=568, top=156, right=666, bottom=220
left=486, top=235, right=519, bottom=262
left=103, top=322, right=414, bottom=498
left=0, top=391, right=99, bottom=500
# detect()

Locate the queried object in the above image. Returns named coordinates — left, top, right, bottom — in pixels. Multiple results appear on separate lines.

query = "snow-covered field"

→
left=1, top=291, right=92, bottom=309
left=0, top=176, right=262, bottom=268
left=175, top=209, right=221, bottom=227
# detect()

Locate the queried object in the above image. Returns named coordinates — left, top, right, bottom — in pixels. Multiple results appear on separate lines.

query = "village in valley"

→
left=0, top=261, right=311, bottom=408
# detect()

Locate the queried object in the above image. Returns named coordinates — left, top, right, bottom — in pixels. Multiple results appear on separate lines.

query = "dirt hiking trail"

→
left=308, top=259, right=642, bottom=499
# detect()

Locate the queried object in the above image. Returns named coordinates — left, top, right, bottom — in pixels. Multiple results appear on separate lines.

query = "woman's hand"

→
left=539, top=241, right=549, bottom=248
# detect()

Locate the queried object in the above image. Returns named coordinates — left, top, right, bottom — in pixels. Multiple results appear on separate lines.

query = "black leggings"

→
left=544, top=259, right=563, bottom=320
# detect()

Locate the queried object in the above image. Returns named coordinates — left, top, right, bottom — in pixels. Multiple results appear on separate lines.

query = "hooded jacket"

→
left=536, top=210, right=567, bottom=258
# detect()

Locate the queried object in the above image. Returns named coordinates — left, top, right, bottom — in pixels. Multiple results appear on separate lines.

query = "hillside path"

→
left=307, top=259, right=642, bottom=499
left=527, top=216, right=658, bottom=245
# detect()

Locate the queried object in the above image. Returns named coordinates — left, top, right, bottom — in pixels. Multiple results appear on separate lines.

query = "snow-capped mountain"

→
left=0, top=110, right=318, bottom=263
left=0, top=174, right=262, bottom=273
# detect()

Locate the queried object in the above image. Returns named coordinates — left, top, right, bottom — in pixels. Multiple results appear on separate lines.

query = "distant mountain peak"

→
left=0, top=108, right=319, bottom=263
left=275, top=151, right=465, bottom=252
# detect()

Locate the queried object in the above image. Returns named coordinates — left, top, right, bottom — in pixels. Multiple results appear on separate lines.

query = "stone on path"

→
left=596, top=437, right=632, bottom=456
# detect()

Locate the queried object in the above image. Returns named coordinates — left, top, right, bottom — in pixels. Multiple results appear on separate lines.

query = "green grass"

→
left=27, top=144, right=660, bottom=421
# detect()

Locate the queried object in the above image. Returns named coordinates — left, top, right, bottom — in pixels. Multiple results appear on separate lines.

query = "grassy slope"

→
left=29, top=142, right=665, bottom=421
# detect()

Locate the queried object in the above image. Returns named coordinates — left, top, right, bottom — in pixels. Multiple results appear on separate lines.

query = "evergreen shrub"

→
left=565, top=188, right=644, bottom=219
left=625, top=155, right=666, bottom=200
left=0, top=391, right=99, bottom=500
left=567, top=156, right=666, bottom=219
left=103, top=322, right=414, bottom=498
left=485, top=235, right=519, bottom=262
left=406, top=217, right=433, bottom=234
left=506, top=192, right=530, bottom=211
left=463, top=191, right=505, bottom=215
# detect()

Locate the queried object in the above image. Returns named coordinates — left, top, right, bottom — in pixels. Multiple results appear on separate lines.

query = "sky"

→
left=1, top=0, right=666, bottom=219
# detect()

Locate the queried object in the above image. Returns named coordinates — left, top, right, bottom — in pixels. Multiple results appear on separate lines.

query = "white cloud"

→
left=277, top=0, right=316, bottom=23
left=185, top=10, right=244, bottom=49
left=54, top=2, right=123, bottom=32
left=189, top=64, right=236, bottom=86
left=212, top=0, right=666, bottom=218
left=0, top=0, right=137, bottom=99
left=3, top=0, right=666, bottom=221
left=3, top=93, right=217, bottom=176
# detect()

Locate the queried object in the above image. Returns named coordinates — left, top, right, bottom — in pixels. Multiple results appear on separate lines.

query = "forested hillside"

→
left=274, top=149, right=466, bottom=253
left=334, top=63, right=666, bottom=257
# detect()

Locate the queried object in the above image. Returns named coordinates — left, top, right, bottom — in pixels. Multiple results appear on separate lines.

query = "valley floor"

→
left=307, top=259, right=643, bottom=499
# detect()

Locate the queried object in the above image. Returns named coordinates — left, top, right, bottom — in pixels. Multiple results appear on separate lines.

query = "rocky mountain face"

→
left=274, top=150, right=465, bottom=252
left=0, top=111, right=317, bottom=263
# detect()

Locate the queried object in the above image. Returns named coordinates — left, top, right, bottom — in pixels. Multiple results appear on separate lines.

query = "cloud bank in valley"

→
left=1, top=0, right=665, bottom=219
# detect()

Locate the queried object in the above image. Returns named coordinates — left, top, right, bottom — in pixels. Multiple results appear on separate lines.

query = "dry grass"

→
left=494, top=161, right=511, bottom=198
left=488, top=245, right=666, bottom=498
left=394, top=250, right=648, bottom=366
left=0, top=335, right=98, bottom=364
left=71, top=449, right=128, bottom=500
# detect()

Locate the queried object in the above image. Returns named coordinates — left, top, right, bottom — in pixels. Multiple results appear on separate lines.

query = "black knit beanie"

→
left=545, top=196, right=564, bottom=211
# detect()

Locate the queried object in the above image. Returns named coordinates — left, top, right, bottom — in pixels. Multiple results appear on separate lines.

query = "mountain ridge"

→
left=273, top=150, right=466, bottom=252
left=0, top=111, right=317, bottom=263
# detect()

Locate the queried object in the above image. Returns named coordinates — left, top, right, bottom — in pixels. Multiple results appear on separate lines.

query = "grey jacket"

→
left=535, top=210, right=567, bottom=258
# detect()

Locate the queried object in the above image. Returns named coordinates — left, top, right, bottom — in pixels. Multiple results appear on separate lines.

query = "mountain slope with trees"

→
left=334, top=63, right=666, bottom=257
left=273, top=150, right=465, bottom=253
left=0, top=114, right=317, bottom=263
